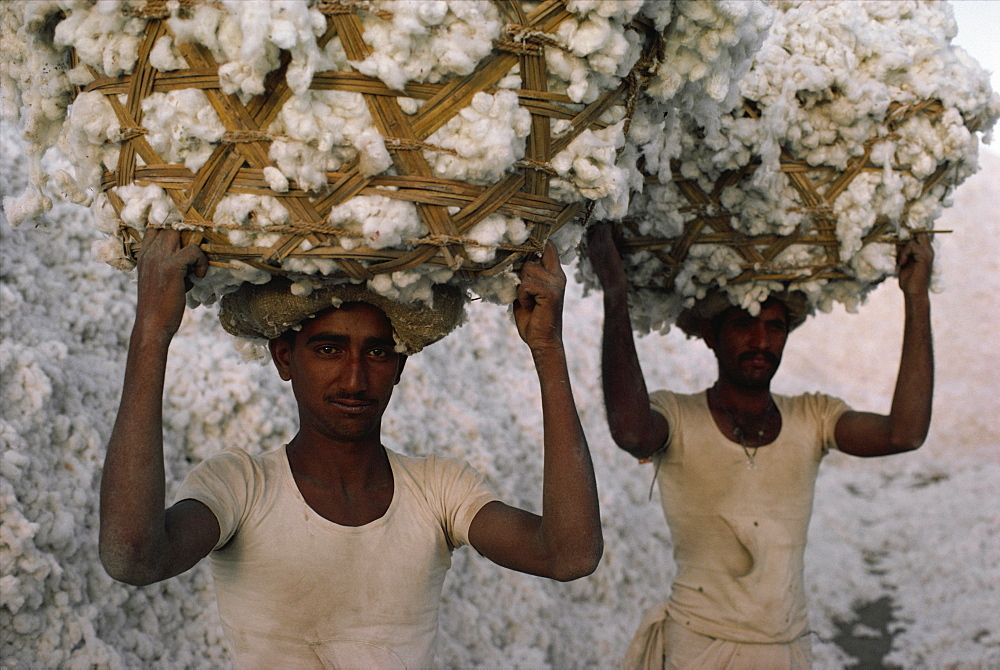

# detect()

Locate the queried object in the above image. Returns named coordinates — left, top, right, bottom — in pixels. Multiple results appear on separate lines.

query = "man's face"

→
left=269, top=303, right=406, bottom=446
left=705, top=300, right=789, bottom=390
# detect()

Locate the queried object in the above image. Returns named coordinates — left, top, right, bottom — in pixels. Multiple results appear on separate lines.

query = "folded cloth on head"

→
left=219, top=277, right=466, bottom=354
left=675, top=289, right=810, bottom=339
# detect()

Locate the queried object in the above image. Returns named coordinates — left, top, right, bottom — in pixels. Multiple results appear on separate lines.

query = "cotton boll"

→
left=354, top=127, right=392, bottom=178
left=141, top=89, right=226, bottom=172
left=290, top=279, right=314, bottom=297
left=326, top=195, right=425, bottom=251
left=427, top=90, right=531, bottom=184
left=52, top=1, right=145, bottom=79
left=215, top=194, right=290, bottom=248
left=59, top=91, right=120, bottom=190
left=262, top=167, right=289, bottom=193
left=91, top=236, right=135, bottom=271
left=350, top=1, right=501, bottom=88
left=550, top=122, right=629, bottom=209
left=186, top=262, right=270, bottom=307
left=851, top=242, right=896, bottom=284
left=148, top=36, right=185, bottom=71
left=114, top=184, right=181, bottom=230
left=470, top=271, right=519, bottom=305
left=267, top=139, right=329, bottom=193
left=1, top=187, right=52, bottom=228
left=464, top=215, right=508, bottom=263
left=89, top=193, right=120, bottom=235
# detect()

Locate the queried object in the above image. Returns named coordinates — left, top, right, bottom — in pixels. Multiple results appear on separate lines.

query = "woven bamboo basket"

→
left=71, top=0, right=662, bottom=283
left=614, top=98, right=984, bottom=294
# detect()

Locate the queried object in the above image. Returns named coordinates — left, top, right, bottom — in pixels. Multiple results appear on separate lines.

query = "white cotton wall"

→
left=1, top=119, right=998, bottom=667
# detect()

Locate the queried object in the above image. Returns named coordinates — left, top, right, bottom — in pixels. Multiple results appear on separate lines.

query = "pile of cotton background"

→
left=4, top=5, right=1000, bottom=670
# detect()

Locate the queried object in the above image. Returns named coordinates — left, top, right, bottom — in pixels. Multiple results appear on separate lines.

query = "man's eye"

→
left=368, top=348, right=389, bottom=359
left=316, top=345, right=338, bottom=355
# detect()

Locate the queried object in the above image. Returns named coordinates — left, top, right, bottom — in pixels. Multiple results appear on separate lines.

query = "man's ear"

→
left=394, top=355, right=407, bottom=385
left=268, top=337, right=293, bottom=382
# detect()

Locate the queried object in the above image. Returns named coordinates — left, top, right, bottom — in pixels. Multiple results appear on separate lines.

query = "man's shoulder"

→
left=387, top=448, right=477, bottom=477
left=650, top=389, right=705, bottom=408
left=774, top=391, right=852, bottom=425
left=658, top=389, right=705, bottom=399
left=775, top=390, right=847, bottom=406
left=191, top=445, right=282, bottom=479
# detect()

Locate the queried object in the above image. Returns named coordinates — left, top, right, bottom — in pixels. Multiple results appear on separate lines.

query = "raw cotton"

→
left=577, top=0, right=1000, bottom=335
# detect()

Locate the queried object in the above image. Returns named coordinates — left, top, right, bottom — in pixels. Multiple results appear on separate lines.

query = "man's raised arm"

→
left=586, top=224, right=669, bottom=460
left=99, top=229, right=220, bottom=585
left=468, top=242, right=602, bottom=581
left=835, top=234, right=935, bottom=457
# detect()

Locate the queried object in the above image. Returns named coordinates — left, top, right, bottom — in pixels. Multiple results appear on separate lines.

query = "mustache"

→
left=739, top=351, right=780, bottom=366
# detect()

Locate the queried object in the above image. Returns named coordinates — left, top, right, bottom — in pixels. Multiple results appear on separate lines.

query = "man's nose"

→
left=342, top=353, right=368, bottom=392
left=749, top=321, right=770, bottom=348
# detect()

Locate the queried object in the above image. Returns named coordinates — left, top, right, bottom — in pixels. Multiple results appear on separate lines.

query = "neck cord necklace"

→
left=710, top=387, right=776, bottom=470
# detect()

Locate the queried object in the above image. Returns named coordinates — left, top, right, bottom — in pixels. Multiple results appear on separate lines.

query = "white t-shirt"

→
left=176, top=445, right=497, bottom=669
left=648, top=390, right=849, bottom=644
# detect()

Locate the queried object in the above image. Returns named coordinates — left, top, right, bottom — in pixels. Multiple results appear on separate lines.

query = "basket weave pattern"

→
left=617, top=99, right=972, bottom=292
left=79, top=0, right=659, bottom=281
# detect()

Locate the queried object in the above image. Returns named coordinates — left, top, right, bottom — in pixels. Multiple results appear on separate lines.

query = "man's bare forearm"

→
left=532, top=343, right=602, bottom=580
left=99, top=329, right=173, bottom=584
left=887, top=291, right=933, bottom=451
left=587, top=224, right=667, bottom=458
left=600, top=284, right=666, bottom=458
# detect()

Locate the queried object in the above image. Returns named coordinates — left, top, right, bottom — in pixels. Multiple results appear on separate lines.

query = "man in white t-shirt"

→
left=99, top=229, right=602, bottom=668
left=586, top=224, right=934, bottom=669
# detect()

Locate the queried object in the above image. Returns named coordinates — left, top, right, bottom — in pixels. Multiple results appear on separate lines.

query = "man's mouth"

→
left=327, top=396, right=375, bottom=414
left=740, top=352, right=779, bottom=368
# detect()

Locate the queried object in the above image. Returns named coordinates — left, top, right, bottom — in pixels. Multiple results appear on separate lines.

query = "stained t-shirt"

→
left=176, top=445, right=497, bottom=669
left=648, top=390, right=849, bottom=644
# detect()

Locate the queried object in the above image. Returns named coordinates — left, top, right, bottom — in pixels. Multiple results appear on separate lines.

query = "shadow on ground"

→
left=832, top=596, right=901, bottom=670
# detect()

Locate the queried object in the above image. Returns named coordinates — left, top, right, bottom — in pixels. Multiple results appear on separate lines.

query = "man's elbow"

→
left=99, top=540, right=163, bottom=587
left=888, top=423, right=930, bottom=455
left=890, top=435, right=926, bottom=454
left=550, top=537, right=604, bottom=582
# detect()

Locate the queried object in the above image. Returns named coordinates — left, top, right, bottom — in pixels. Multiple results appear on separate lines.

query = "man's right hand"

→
left=134, top=228, right=208, bottom=342
left=585, top=222, right=628, bottom=294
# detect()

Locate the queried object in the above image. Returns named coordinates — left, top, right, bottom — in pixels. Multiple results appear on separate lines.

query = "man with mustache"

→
left=586, top=224, right=934, bottom=669
left=99, top=229, right=601, bottom=668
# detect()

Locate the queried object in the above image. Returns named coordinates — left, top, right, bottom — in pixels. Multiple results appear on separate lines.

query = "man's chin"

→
left=735, top=368, right=777, bottom=390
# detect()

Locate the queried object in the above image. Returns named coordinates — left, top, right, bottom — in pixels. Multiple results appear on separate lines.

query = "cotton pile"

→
left=0, top=0, right=770, bottom=324
left=578, top=0, right=1000, bottom=335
